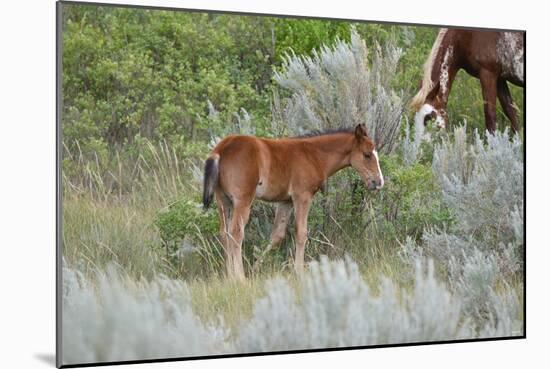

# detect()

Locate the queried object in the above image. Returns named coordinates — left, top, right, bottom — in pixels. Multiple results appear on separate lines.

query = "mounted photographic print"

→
left=57, top=1, right=525, bottom=367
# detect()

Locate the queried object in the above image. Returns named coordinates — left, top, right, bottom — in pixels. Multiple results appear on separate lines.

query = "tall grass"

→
left=62, top=138, right=213, bottom=279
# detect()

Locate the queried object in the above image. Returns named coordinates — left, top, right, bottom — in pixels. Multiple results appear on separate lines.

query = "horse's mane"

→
left=292, top=126, right=355, bottom=139
left=409, top=28, right=448, bottom=111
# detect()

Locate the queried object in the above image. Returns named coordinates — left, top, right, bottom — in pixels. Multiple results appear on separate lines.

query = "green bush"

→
left=373, top=155, right=454, bottom=239
left=154, top=198, right=219, bottom=252
left=153, top=196, right=223, bottom=278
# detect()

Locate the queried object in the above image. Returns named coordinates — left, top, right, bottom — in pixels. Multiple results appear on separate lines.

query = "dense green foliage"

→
left=154, top=198, right=218, bottom=251
left=62, top=6, right=354, bottom=151
left=62, top=4, right=523, bottom=161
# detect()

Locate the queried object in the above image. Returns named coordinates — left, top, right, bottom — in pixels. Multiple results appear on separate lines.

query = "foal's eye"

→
left=364, top=153, right=371, bottom=159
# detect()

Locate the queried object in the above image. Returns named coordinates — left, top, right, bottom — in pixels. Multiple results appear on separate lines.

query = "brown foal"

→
left=203, top=123, right=384, bottom=280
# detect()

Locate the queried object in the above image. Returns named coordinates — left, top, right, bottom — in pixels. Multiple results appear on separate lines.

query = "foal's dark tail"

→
left=202, top=154, right=220, bottom=209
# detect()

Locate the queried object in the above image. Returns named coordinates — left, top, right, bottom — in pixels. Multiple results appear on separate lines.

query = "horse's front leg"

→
left=252, top=201, right=293, bottom=273
left=479, top=69, right=498, bottom=133
left=292, top=193, right=313, bottom=272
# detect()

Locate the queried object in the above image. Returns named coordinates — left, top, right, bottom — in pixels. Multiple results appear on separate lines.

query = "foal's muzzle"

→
left=368, top=178, right=384, bottom=190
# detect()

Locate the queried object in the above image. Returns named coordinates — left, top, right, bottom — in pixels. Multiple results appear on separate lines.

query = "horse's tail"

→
left=409, top=28, right=448, bottom=111
left=203, top=154, right=220, bottom=209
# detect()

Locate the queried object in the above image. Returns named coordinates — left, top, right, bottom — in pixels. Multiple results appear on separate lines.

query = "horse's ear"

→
left=355, top=123, right=368, bottom=139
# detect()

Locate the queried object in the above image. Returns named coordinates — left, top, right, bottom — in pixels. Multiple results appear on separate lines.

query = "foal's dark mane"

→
left=292, top=126, right=354, bottom=139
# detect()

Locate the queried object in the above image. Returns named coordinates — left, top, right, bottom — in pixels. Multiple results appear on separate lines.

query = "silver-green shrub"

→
left=236, top=256, right=469, bottom=351
left=62, top=264, right=229, bottom=365
left=205, top=100, right=256, bottom=146
left=429, top=125, right=524, bottom=274
left=62, top=254, right=521, bottom=364
left=400, top=116, right=425, bottom=166
left=401, top=119, right=416, bottom=166
left=273, top=29, right=404, bottom=153
left=401, top=125, right=524, bottom=333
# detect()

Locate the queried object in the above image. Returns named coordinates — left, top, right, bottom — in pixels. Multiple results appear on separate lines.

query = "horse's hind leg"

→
left=215, top=191, right=232, bottom=271
left=497, top=79, right=520, bottom=133
left=226, top=197, right=253, bottom=280
left=270, top=201, right=293, bottom=248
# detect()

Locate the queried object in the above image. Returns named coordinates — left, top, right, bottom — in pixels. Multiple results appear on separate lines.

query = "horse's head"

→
left=350, top=124, right=384, bottom=190
left=415, top=90, right=448, bottom=130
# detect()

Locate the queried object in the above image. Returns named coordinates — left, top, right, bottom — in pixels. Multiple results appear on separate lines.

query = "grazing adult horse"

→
left=202, top=124, right=384, bottom=280
left=410, top=29, right=524, bottom=133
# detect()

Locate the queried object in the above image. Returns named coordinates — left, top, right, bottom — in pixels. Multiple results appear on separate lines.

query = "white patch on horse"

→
left=440, top=46, right=454, bottom=95
left=414, top=103, right=445, bottom=132
left=414, top=103, right=432, bottom=136
left=373, top=150, right=384, bottom=189
left=435, top=114, right=446, bottom=129
left=497, top=32, right=524, bottom=83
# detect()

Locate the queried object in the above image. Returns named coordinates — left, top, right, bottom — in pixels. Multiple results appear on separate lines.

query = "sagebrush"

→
left=63, top=256, right=520, bottom=364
